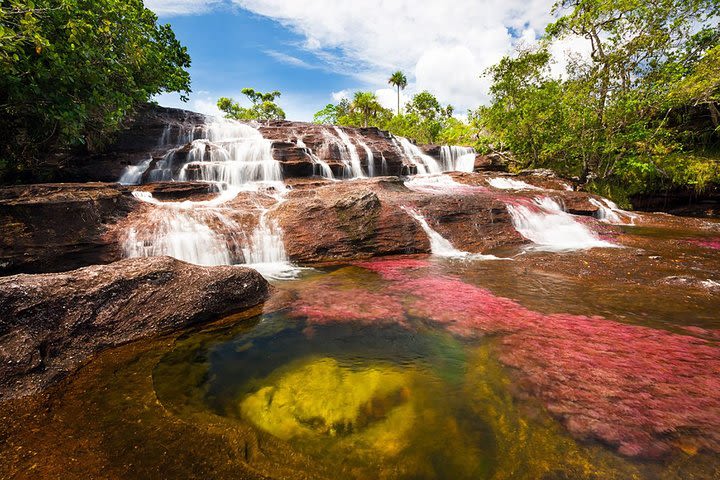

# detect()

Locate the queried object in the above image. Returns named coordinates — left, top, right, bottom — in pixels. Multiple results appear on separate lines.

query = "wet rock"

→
left=274, top=177, right=525, bottom=263
left=0, top=183, right=135, bottom=275
left=0, top=256, right=270, bottom=400
left=474, top=153, right=509, bottom=172
left=126, top=181, right=217, bottom=200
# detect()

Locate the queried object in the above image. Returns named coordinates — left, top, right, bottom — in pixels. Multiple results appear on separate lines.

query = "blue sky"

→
left=154, top=6, right=355, bottom=120
left=149, top=0, right=576, bottom=121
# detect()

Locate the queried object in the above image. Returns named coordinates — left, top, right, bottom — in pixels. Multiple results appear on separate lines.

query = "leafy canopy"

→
left=217, top=88, right=286, bottom=122
left=0, top=0, right=191, bottom=182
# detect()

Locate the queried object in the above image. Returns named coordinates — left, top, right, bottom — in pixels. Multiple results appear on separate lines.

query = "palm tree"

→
left=388, top=71, right=408, bottom=116
left=350, top=91, right=383, bottom=128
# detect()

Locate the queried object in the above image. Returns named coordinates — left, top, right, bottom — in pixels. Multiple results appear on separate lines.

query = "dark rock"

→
left=474, top=153, right=509, bottom=172
left=0, top=256, right=270, bottom=400
left=0, top=183, right=135, bottom=275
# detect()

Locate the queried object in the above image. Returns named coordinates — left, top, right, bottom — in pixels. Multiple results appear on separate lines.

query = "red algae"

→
left=688, top=238, right=720, bottom=250
left=353, top=258, right=432, bottom=280
left=289, top=286, right=407, bottom=327
left=340, top=260, right=720, bottom=459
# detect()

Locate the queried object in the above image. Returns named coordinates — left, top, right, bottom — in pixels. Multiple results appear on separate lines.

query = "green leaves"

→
left=1, top=0, right=192, bottom=181
left=217, top=89, right=286, bottom=122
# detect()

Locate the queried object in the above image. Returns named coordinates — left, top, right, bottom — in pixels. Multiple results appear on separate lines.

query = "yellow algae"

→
left=465, top=344, right=643, bottom=480
left=239, top=357, right=412, bottom=441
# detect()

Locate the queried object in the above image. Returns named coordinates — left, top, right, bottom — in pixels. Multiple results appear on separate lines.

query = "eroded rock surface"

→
left=0, top=256, right=270, bottom=400
left=0, top=183, right=135, bottom=274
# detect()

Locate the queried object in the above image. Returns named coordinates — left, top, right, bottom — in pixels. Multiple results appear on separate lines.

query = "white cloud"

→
left=264, top=50, right=320, bottom=70
left=145, top=0, right=224, bottom=15
left=231, top=0, right=558, bottom=110
left=331, top=89, right=351, bottom=102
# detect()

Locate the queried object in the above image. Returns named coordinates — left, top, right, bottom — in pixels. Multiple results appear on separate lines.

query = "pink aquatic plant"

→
left=353, top=258, right=431, bottom=280
left=394, top=274, right=720, bottom=458
left=290, top=287, right=407, bottom=327
left=687, top=238, right=720, bottom=250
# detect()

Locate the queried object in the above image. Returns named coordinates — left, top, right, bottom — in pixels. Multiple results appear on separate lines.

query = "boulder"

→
left=0, top=256, right=270, bottom=400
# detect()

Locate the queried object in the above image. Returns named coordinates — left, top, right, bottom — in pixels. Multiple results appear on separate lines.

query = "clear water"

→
left=3, top=233, right=719, bottom=480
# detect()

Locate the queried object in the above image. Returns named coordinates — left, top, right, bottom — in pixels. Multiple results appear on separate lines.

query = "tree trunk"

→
left=397, top=86, right=400, bottom=116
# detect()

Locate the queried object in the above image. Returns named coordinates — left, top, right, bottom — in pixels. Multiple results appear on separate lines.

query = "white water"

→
left=297, top=137, right=334, bottom=179
left=589, top=197, right=638, bottom=225
left=120, top=119, right=301, bottom=278
left=402, top=206, right=505, bottom=261
left=332, top=126, right=366, bottom=178
left=487, top=177, right=543, bottom=190
left=404, top=174, right=481, bottom=195
left=402, top=207, right=468, bottom=257
left=440, top=146, right=476, bottom=172
left=119, top=157, right=153, bottom=185
left=393, top=136, right=442, bottom=174
left=241, top=206, right=299, bottom=279
left=359, top=140, right=375, bottom=177
left=123, top=193, right=243, bottom=266
left=507, top=197, right=617, bottom=251
left=177, top=120, right=282, bottom=190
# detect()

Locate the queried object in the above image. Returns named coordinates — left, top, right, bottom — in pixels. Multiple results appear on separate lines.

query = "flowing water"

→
left=507, top=197, right=618, bottom=251
left=440, top=145, right=476, bottom=172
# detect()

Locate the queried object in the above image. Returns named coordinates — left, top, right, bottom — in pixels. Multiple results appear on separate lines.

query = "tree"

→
left=404, top=91, right=455, bottom=143
left=477, top=0, right=720, bottom=201
left=350, top=92, right=385, bottom=128
left=217, top=88, right=286, bottom=122
left=388, top=71, right=408, bottom=115
left=0, top=0, right=191, bottom=182
left=313, top=99, right=351, bottom=124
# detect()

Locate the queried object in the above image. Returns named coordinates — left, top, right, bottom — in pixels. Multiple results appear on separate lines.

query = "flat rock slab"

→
left=0, top=256, right=270, bottom=400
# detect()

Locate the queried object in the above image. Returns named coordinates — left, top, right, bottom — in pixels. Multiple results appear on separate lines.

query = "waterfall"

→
left=393, top=136, right=442, bottom=174
left=297, top=137, right=334, bottom=179
left=402, top=207, right=468, bottom=256
left=241, top=207, right=298, bottom=279
left=122, top=192, right=243, bottom=266
left=119, top=157, right=153, bottom=185
left=507, top=197, right=617, bottom=251
left=487, top=177, right=543, bottom=190
left=359, top=140, right=374, bottom=177
left=332, top=126, right=366, bottom=178
left=440, top=146, right=476, bottom=172
left=402, top=206, right=506, bottom=260
left=589, top=198, right=638, bottom=225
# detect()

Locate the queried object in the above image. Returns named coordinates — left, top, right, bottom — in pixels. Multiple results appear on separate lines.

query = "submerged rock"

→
left=0, top=256, right=270, bottom=400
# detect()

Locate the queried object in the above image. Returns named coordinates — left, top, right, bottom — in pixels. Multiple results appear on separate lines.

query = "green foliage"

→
left=476, top=0, right=720, bottom=198
left=217, top=88, right=286, bottom=122
left=0, top=0, right=191, bottom=182
left=312, top=89, right=469, bottom=146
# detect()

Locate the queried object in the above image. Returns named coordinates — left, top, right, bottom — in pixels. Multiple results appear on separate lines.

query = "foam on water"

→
left=488, top=177, right=543, bottom=191
left=507, top=197, right=617, bottom=251
left=440, top=146, right=476, bottom=172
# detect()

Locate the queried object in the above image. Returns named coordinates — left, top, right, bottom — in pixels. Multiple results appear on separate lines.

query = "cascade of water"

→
left=332, top=126, right=366, bottom=178
left=380, top=153, right=388, bottom=176
left=296, top=137, right=334, bottom=179
left=241, top=206, right=298, bottom=279
left=393, top=136, right=442, bottom=174
left=589, top=198, right=638, bottom=225
left=440, top=146, right=476, bottom=172
left=507, top=197, right=617, bottom=251
left=402, top=206, right=505, bottom=260
left=402, top=207, right=468, bottom=257
left=119, top=157, right=153, bottom=185
left=177, top=120, right=282, bottom=189
left=359, top=141, right=375, bottom=177
left=487, top=177, right=543, bottom=191
left=123, top=192, right=243, bottom=266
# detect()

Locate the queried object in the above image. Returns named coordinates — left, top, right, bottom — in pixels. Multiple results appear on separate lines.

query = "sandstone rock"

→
left=0, top=183, right=135, bottom=275
left=274, top=177, right=525, bottom=263
left=0, top=256, right=270, bottom=400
